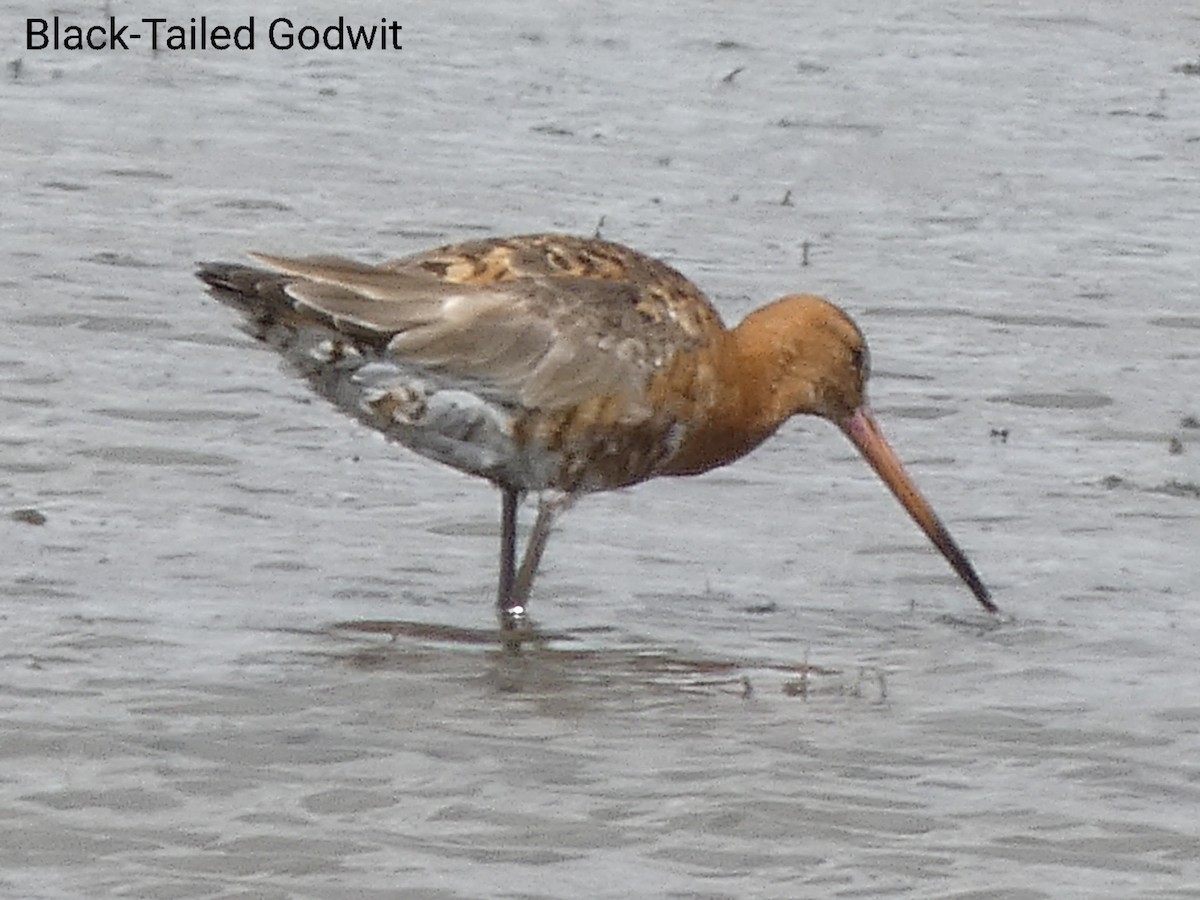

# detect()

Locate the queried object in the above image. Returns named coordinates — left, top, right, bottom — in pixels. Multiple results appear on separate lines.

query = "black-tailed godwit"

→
left=197, top=233, right=996, bottom=628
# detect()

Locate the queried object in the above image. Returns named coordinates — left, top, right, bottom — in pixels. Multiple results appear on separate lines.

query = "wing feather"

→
left=226, top=236, right=726, bottom=414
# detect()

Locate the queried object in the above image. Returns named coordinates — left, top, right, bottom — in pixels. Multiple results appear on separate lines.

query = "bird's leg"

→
left=497, top=490, right=574, bottom=635
left=497, top=488, right=520, bottom=618
left=510, top=492, right=575, bottom=609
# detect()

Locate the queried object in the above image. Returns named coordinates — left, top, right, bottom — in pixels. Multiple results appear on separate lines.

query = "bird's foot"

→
left=497, top=603, right=542, bottom=651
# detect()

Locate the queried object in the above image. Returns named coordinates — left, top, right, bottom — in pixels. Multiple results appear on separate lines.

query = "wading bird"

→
left=198, top=233, right=996, bottom=629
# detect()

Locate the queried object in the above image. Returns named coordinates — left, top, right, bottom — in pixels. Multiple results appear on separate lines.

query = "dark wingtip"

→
left=195, top=261, right=247, bottom=289
left=194, top=261, right=294, bottom=326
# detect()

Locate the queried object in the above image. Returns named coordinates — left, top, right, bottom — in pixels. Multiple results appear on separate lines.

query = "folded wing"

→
left=241, top=238, right=723, bottom=414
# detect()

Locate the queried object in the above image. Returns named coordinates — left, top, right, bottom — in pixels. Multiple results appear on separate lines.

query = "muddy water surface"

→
left=2, top=1, right=1199, bottom=897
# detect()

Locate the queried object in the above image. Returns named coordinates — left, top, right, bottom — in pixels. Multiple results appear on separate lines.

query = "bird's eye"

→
left=851, top=344, right=871, bottom=381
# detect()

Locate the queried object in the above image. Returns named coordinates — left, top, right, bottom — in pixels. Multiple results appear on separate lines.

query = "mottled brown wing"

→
left=248, top=235, right=728, bottom=413
left=378, top=234, right=727, bottom=342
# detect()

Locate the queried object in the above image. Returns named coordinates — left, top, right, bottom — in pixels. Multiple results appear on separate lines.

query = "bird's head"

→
left=735, top=294, right=995, bottom=612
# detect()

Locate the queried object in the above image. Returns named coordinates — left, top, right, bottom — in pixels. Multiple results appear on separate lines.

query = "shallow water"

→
left=2, top=0, right=1199, bottom=897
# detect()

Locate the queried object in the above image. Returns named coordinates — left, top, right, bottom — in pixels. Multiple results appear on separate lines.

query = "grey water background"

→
left=2, top=0, right=1200, bottom=897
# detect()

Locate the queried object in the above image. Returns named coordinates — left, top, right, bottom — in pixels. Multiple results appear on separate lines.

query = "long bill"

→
left=839, top=406, right=997, bottom=613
